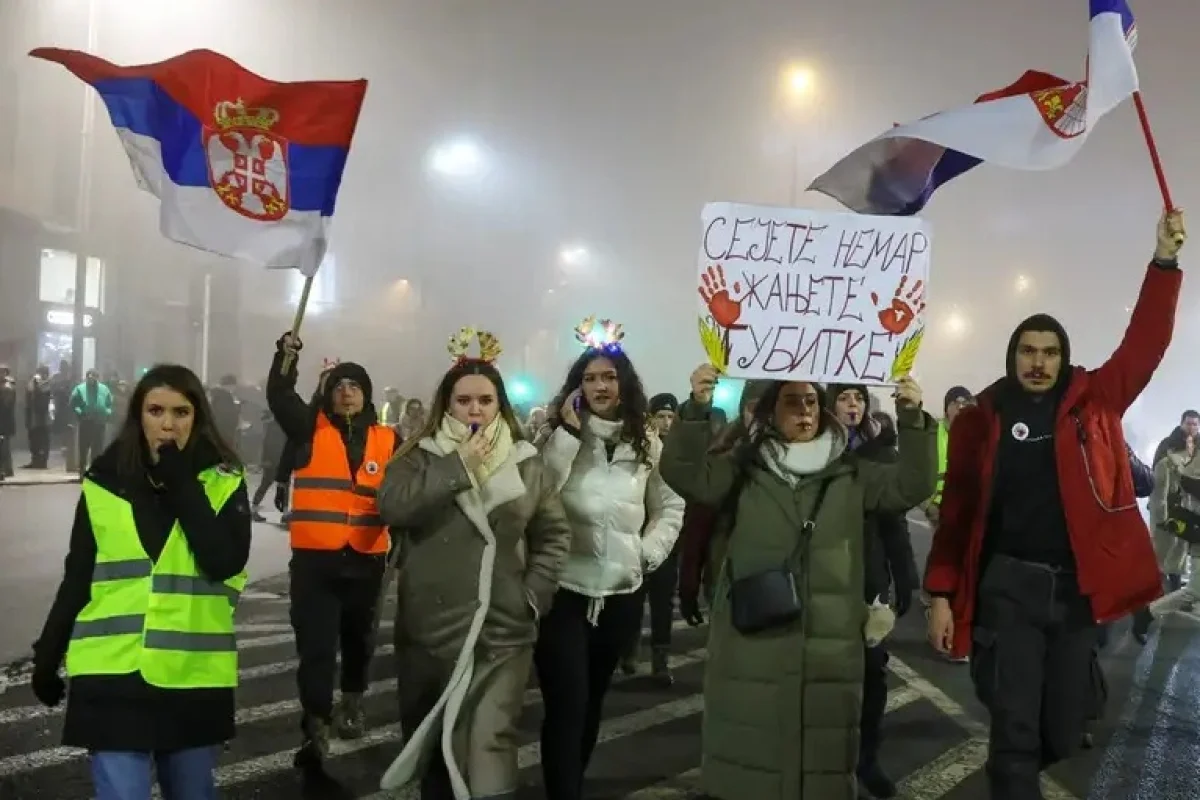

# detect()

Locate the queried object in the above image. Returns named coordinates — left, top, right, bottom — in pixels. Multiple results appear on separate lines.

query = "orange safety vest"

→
left=289, top=412, right=396, bottom=554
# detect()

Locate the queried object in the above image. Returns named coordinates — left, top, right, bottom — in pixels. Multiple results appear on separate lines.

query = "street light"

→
left=1014, top=274, right=1031, bottom=294
left=559, top=245, right=589, bottom=267
left=428, top=137, right=486, bottom=178
left=945, top=309, right=969, bottom=337
left=782, top=63, right=817, bottom=103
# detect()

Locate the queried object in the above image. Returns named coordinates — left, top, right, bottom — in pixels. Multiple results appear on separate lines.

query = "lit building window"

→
left=39, top=248, right=75, bottom=304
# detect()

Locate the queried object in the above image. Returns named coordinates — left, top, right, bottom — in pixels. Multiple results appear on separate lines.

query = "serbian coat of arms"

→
left=203, top=99, right=291, bottom=221
left=1029, top=82, right=1088, bottom=140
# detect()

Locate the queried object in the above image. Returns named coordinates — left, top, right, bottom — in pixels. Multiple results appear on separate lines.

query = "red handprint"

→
left=871, top=276, right=925, bottom=335
left=698, top=264, right=744, bottom=328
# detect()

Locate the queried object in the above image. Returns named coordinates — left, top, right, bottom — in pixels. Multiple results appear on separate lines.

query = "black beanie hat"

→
left=649, top=393, right=678, bottom=414
left=943, top=385, right=973, bottom=413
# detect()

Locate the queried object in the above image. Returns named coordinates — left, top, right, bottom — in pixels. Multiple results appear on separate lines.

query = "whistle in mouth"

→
left=470, top=423, right=480, bottom=434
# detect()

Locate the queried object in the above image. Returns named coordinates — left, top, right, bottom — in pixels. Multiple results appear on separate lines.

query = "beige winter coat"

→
left=375, top=437, right=571, bottom=798
left=1150, top=449, right=1200, bottom=574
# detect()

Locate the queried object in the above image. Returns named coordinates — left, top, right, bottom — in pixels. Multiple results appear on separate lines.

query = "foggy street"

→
left=0, top=516, right=1198, bottom=798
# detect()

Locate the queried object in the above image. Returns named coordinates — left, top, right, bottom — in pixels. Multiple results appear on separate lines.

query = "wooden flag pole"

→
left=1131, top=91, right=1175, bottom=212
left=280, top=275, right=314, bottom=374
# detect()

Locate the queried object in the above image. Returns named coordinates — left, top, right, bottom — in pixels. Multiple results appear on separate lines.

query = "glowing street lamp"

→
left=1014, top=274, right=1032, bottom=294
left=559, top=245, right=589, bottom=266
left=781, top=63, right=817, bottom=103
left=945, top=309, right=969, bottom=337
left=428, top=137, right=486, bottom=178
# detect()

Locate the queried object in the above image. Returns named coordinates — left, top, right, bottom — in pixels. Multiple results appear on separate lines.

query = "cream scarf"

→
left=433, top=413, right=514, bottom=484
left=761, top=430, right=839, bottom=486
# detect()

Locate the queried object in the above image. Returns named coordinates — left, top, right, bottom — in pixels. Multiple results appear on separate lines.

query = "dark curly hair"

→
left=548, top=347, right=652, bottom=465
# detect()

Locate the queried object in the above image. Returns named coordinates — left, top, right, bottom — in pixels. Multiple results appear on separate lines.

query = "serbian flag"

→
left=809, top=0, right=1138, bottom=216
left=30, top=48, right=368, bottom=276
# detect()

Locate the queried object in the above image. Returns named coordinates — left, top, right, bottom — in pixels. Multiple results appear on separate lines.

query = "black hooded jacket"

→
left=32, top=437, right=252, bottom=751
left=984, top=313, right=1075, bottom=569
left=850, top=421, right=918, bottom=604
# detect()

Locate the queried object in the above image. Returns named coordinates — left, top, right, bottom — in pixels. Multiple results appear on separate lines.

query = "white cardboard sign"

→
left=696, top=202, right=931, bottom=385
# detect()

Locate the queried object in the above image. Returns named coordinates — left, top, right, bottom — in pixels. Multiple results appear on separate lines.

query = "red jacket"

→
left=924, top=263, right=1182, bottom=659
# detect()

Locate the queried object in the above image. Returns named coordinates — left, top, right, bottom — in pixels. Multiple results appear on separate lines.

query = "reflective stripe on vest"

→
left=66, top=467, right=248, bottom=689
left=931, top=421, right=950, bottom=504
left=289, top=413, right=395, bottom=554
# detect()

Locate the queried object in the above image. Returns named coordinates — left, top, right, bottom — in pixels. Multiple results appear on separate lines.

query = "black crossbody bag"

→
left=727, top=478, right=831, bottom=635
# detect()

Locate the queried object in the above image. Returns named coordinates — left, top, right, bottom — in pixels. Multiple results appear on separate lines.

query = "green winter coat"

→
left=660, top=403, right=937, bottom=800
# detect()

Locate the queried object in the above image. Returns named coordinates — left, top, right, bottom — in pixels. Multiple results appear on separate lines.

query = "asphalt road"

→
left=1, top=503, right=1199, bottom=798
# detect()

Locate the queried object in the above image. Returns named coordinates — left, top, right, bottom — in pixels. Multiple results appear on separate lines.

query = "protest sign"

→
left=696, top=202, right=931, bottom=385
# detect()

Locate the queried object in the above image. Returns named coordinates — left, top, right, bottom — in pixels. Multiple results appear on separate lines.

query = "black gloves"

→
left=273, top=482, right=289, bottom=513
left=892, top=572, right=915, bottom=618
left=153, top=442, right=193, bottom=488
left=679, top=590, right=705, bottom=627
left=31, top=664, right=65, bottom=708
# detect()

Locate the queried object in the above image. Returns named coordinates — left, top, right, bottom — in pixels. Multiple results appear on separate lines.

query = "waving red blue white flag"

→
left=809, top=0, right=1138, bottom=216
left=30, top=48, right=368, bottom=276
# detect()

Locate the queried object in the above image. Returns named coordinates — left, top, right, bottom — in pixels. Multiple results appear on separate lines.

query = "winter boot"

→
left=857, top=762, right=897, bottom=799
left=650, top=646, right=673, bottom=688
left=335, top=692, right=366, bottom=739
left=294, top=715, right=331, bottom=769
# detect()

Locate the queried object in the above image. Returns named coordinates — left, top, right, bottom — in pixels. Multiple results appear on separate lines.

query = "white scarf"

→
left=585, top=414, right=623, bottom=442
left=761, top=430, right=839, bottom=486
left=433, top=413, right=514, bottom=484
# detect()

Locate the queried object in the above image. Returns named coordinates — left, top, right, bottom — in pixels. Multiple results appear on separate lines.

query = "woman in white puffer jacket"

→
left=533, top=336, right=684, bottom=800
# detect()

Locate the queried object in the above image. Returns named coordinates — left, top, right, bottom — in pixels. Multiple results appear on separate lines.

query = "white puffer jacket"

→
left=541, top=417, right=684, bottom=599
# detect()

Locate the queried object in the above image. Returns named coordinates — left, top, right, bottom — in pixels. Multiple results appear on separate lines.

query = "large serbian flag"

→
left=809, top=0, right=1138, bottom=216
left=30, top=48, right=368, bottom=276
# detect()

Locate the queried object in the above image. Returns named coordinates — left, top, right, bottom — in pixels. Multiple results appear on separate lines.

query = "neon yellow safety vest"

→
left=66, top=466, right=248, bottom=689
left=931, top=421, right=950, bottom=505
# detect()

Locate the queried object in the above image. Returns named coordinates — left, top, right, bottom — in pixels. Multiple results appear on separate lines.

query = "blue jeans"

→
left=90, top=747, right=218, bottom=800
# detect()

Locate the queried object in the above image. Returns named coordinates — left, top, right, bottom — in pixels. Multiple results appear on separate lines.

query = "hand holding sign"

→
left=689, top=363, right=719, bottom=405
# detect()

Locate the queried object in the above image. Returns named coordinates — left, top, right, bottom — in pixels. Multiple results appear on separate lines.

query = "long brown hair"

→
left=547, top=347, right=652, bottom=466
left=112, top=364, right=241, bottom=479
left=393, top=360, right=526, bottom=461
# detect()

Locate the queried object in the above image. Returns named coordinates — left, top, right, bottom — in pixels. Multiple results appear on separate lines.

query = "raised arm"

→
left=265, top=333, right=315, bottom=443
left=859, top=404, right=937, bottom=514
left=1091, top=212, right=1186, bottom=412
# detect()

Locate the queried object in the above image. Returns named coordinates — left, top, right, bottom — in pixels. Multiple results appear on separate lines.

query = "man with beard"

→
left=829, top=383, right=915, bottom=799
left=925, top=211, right=1186, bottom=799
left=267, top=334, right=400, bottom=767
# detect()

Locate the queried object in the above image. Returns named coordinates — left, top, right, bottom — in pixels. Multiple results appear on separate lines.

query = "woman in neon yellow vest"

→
left=30, top=364, right=251, bottom=800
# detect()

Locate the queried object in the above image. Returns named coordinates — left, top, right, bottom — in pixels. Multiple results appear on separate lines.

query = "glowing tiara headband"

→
left=575, top=315, right=625, bottom=353
left=447, top=326, right=503, bottom=365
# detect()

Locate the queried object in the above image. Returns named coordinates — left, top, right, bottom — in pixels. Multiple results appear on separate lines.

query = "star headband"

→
left=575, top=315, right=625, bottom=353
left=447, top=326, right=503, bottom=365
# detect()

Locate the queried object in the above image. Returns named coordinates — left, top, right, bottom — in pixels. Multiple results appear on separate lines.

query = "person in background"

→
left=920, top=386, right=975, bottom=531
left=1144, top=426, right=1200, bottom=623
left=676, top=379, right=770, bottom=623
left=50, top=360, right=75, bottom=470
left=30, top=364, right=251, bottom=799
left=398, top=397, right=427, bottom=442
left=1152, top=409, right=1200, bottom=467
left=374, top=330, right=571, bottom=799
left=619, top=392, right=682, bottom=684
left=24, top=365, right=52, bottom=469
left=108, top=379, right=133, bottom=446
left=379, top=387, right=403, bottom=428
left=829, top=384, right=917, bottom=800
left=268, top=334, right=399, bottom=767
left=925, top=209, right=1186, bottom=800
left=250, top=409, right=288, bottom=522
left=71, top=369, right=114, bottom=475
left=208, top=375, right=241, bottom=456
left=663, top=366, right=935, bottom=800
left=525, top=405, right=548, bottom=440
left=535, top=327, right=684, bottom=800
left=0, top=364, right=15, bottom=479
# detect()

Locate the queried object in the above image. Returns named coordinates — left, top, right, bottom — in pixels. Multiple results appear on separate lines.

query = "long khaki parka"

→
left=660, top=402, right=936, bottom=800
left=375, top=437, right=571, bottom=799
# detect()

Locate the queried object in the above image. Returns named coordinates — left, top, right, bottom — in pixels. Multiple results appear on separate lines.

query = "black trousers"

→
left=289, top=551, right=386, bottom=726
left=27, top=425, right=49, bottom=467
left=621, top=545, right=680, bottom=658
left=251, top=465, right=276, bottom=507
left=535, top=588, right=644, bottom=800
left=0, top=434, right=12, bottom=477
left=972, top=554, right=1097, bottom=800
left=77, top=420, right=105, bottom=473
left=859, top=643, right=889, bottom=770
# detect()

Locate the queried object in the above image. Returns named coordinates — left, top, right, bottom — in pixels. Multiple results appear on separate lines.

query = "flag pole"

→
left=280, top=275, right=313, bottom=374
left=1131, top=91, right=1174, bottom=211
